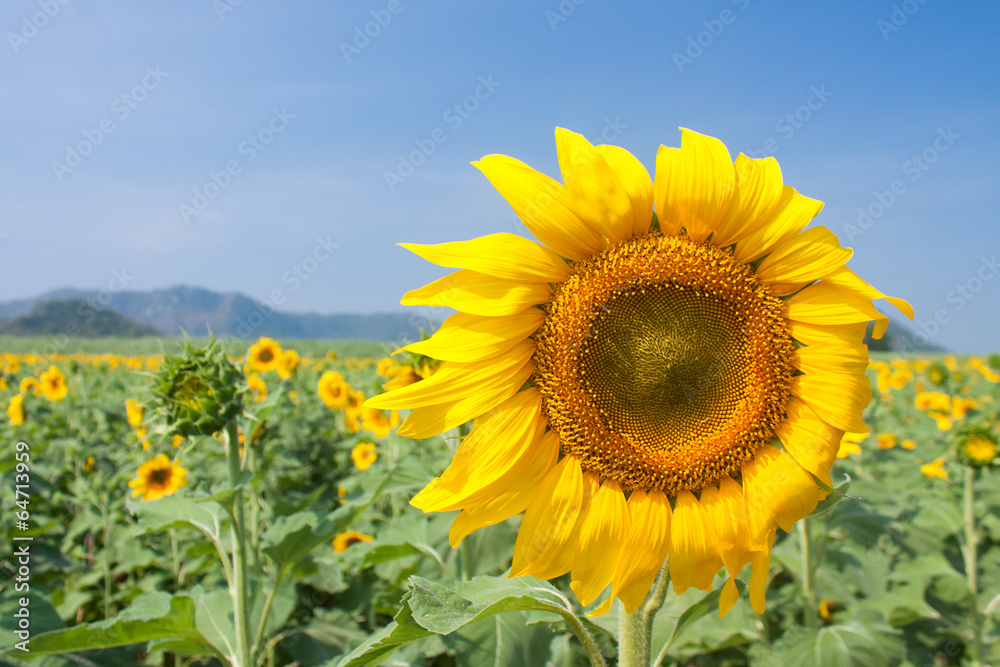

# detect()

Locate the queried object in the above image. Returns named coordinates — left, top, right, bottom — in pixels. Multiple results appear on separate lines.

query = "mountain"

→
left=0, top=299, right=162, bottom=337
left=0, top=286, right=437, bottom=342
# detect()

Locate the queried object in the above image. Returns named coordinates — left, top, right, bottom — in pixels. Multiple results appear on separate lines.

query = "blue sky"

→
left=2, top=1, right=998, bottom=351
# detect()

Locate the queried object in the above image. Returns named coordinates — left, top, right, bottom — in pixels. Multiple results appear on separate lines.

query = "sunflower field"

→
left=0, top=334, right=997, bottom=667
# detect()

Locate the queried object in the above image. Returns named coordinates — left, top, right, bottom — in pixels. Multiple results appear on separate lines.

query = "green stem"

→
left=963, top=465, right=983, bottom=667
left=557, top=610, right=606, bottom=667
left=251, top=574, right=284, bottom=658
left=226, top=422, right=254, bottom=667
left=460, top=538, right=474, bottom=581
left=799, top=518, right=818, bottom=629
left=102, top=506, right=112, bottom=619
left=620, top=561, right=670, bottom=667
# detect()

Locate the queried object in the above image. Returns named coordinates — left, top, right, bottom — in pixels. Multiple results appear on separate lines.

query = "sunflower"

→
left=360, top=407, right=400, bottom=438
left=38, top=366, right=68, bottom=401
left=277, top=349, right=301, bottom=379
left=351, top=442, right=377, bottom=471
left=247, top=337, right=283, bottom=373
left=366, top=128, right=911, bottom=616
left=247, top=372, right=268, bottom=403
left=332, top=531, right=373, bottom=553
left=125, top=399, right=144, bottom=427
left=19, top=377, right=39, bottom=395
left=959, top=432, right=998, bottom=468
left=920, top=456, right=948, bottom=480
left=317, top=371, right=350, bottom=409
left=876, top=433, right=897, bottom=449
left=7, top=395, right=24, bottom=425
left=128, top=454, right=187, bottom=501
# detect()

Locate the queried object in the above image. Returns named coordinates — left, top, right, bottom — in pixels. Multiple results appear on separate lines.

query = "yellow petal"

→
left=719, top=576, right=740, bottom=618
left=700, top=477, right=752, bottom=579
left=401, top=269, right=552, bottom=316
left=792, top=341, right=870, bottom=377
left=754, top=226, right=853, bottom=286
left=748, top=530, right=775, bottom=614
left=743, top=445, right=825, bottom=543
left=510, top=455, right=590, bottom=580
left=570, top=478, right=632, bottom=606
left=734, top=187, right=823, bottom=263
left=366, top=340, right=535, bottom=410
left=595, top=143, right=654, bottom=237
left=669, top=490, right=723, bottom=595
left=555, top=128, right=633, bottom=244
left=596, top=488, right=672, bottom=615
left=788, top=321, right=868, bottom=347
left=822, top=265, right=914, bottom=320
left=410, top=389, right=546, bottom=511
left=395, top=363, right=534, bottom=439
left=775, top=397, right=843, bottom=488
left=654, top=128, right=736, bottom=242
left=474, top=154, right=605, bottom=260
left=396, top=310, right=544, bottom=363
left=711, top=153, right=785, bottom=248
left=791, top=373, right=871, bottom=434
left=783, top=281, right=887, bottom=338
left=400, top=233, right=570, bottom=283
left=446, top=430, right=560, bottom=546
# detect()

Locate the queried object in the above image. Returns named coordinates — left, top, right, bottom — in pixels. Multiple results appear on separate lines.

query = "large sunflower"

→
left=365, top=128, right=912, bottom=616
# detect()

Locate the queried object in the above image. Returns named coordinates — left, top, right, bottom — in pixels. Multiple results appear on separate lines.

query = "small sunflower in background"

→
left=317, top=371, right=350, bottom=409
left=129, top=455, right=187, bottom=501
left=38, top=366, right=68, bottom=401
left=125, top=399, right=144, bottom=427
left=351, top=442, right=377, bottom=471
left=277, top=348, right=301, bottom=379
left=367, top=128, right=911, bottom=616
left=246, top=337, right=283, bottom=373
left=921, top=456, right=949, bottom=480
left=958, top=431, right=998, bottom=468
left=19, top=377, right=40, bottom=395
left=247, top=372, right=268, bottom=403
left=360, top=407, right=400, bottom=438
left=837, top=432, right=867, bottom=458
left=7, top=395, right=25, bottom=425
left=332, top=531, right=373, bottom=553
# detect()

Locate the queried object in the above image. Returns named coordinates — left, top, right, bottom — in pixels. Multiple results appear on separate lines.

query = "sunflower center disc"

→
left=533, top=233, right=795, bottom=495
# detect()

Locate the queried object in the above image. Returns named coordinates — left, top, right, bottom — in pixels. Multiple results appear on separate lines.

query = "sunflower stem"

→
left=558, top=609, right=606, bottom=667
left=619, top=560, right=670, bottom=667
left=963, top=464, right=983, bottom=667
left=226, top=421, right=254, bottom=667
left=799, top=517, right=818, bottom=629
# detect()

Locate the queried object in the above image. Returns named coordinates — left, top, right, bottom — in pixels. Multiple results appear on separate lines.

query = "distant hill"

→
left=0, top=299, right=162, bottom=337
left=0, top=286, right=437, bottom=342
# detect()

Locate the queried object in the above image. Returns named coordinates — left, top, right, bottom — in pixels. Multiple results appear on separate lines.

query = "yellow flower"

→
left=351, top=442, right=377, bottom=471
left=888, top=369, right=911, bottom=390
left=920, top=456, right=948, bottom=480
left=82, top=456, right=95, bottom=473
left=901, top=439, right=917, bottom=450
left=247, top=337, right=283, bottom=373
left=961, top=433, right=998, bottom=468
left=19, top=377, right=39, bottom=395
left=7, top=395, right=24, bottom=425
left=818, top=599, right=837, bottom=621
left=332, top=531, right=373, bottom=553
left=929, top=412, right=953, bottom=431
left=876, top=433, right=897, bottom=449
left=128, top=455, right=187, bottom=501
left=365, top=128, right=911, bottom=616
left=337, top=485, right=348, bottom=505
left=837, top=432, right=867, bottom=458
left=915, top=391, right=950, bottom=412
left=317, top=371, right=350, bottom=409
left=869, top=361, right=891, bottom=393
left=247, top=372, right=267, bottom=403
left=927, top=363, right=948, bottom=386
left=38, top=366, right=68, bottom=401
left=172, top=434, right=184, bottom=449
left=360, top=407, right=400, bottom=438
left=125, top=399, right=144, bottom=427
left=277, top=349, right=300, bottom=379
left=0, top=377, right=6, bottom=391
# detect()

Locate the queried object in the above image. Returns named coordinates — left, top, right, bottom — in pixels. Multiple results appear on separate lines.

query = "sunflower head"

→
left=7, top=395, right=25, bottom=425
left=351, top=442, right=377, bottom=471
left=19, top=377, right=39, bottom=395
left=926, top=362, right=948, bottom=386
left=277, top=349, right=300, bottom=379
left=368, top=127, right=911, bottom=617
left=148, top=336, right=246, bottom=437
left=317, top=371, right=350, bottom=409
left=38, top=366, right=68, bottom=401
left=958, top=431, right=998, bottom=468
left=125, top=399, right=144, bottom=427
left=129, top=454, right=187, bottom=501
left=247, top=337, right=283, bottom=373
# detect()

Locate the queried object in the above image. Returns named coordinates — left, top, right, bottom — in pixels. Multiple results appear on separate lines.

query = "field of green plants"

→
left=1, top=336, right=998, bottom=666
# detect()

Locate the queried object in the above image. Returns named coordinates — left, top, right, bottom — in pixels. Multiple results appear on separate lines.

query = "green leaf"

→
left=192, top=589, right=238, bottom=662
left=661, top=586, right=726, bottom=653
left=126, top=494, right=227, bottom=545
left=780, top=622, right=898, bottom=667
left=199, top=469, right=254, bottom=505
left=336, top=575, right=576, bottom=666
left=8, top=593, right=216, bottom=660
